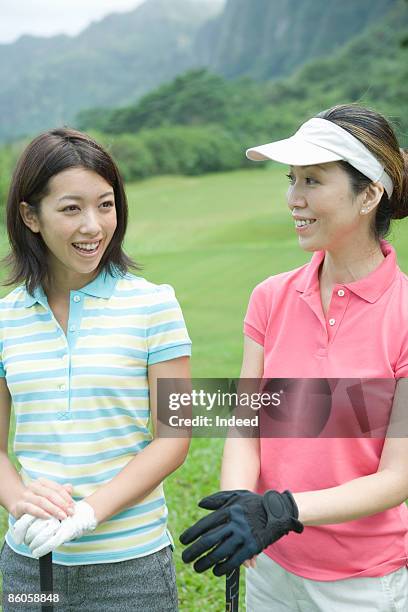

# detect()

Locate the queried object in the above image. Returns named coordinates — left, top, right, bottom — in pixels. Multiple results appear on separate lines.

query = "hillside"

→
left=0, top=0, right=398, bottom=143
left=258, top=0, right=408, bottom=142
left=195, top=0, right=395, bottom=79
left=0, top=0, right=221, bottom=142
left=78, top=0, right=408, bottom=136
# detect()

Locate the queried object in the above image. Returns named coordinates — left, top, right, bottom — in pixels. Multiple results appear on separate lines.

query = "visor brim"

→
left=246, top=136, right=343, bottom=166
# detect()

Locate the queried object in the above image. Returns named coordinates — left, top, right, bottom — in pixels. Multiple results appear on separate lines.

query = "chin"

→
left=72, top=262, right=100, bottom=275
left=299, top=242, right=320, bottom=253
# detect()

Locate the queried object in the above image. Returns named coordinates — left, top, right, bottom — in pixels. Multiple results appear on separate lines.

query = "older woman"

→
left=181, top=104, right=408, bottom=611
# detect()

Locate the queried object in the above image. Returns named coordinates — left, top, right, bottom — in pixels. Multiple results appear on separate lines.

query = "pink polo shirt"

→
left=244, top=239, right=408, bottom=580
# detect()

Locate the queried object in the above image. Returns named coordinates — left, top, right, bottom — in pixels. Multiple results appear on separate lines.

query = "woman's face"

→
left=286, top=162, right=369, bottom=252
left=20, top=167, right=117, bottom=289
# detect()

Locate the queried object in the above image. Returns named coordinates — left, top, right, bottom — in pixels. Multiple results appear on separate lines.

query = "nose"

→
left=79, top=209, right=101, bottom=236
left=287, top=183, right=307, bottom=212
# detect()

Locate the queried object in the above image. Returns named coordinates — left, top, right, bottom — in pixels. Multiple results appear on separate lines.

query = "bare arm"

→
left=0, top=378, right=26, bottom=515
left=85, top=356, right=191, bottom=523
left=294, top=378, right=408, bottom=525
left=220, top=336, right=262, bottom=491
left=0, top=377, right=73, bottom=520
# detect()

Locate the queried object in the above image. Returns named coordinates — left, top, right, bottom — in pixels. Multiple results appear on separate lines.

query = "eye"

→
left=100, top=201, right=115, bottom=209
left=62, top=205, right=79, bottom=212
left=286, top=174, right=318, bottom=185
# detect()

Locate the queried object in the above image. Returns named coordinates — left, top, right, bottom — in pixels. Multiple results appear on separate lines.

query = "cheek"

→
left=108, top=211, right=118, bottom=235
left=42, top=219, right=75, bottom=246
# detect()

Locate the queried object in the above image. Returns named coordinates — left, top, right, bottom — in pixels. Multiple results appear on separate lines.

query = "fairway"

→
left=0, top=166, right=407, bottom=611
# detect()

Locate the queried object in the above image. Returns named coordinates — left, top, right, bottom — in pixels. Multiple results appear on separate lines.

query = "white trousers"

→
left=245, top=553, right=408, bottom=612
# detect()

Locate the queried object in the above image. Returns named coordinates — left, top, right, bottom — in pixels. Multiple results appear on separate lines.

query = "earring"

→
left=361, top=208, right=368, bottom=214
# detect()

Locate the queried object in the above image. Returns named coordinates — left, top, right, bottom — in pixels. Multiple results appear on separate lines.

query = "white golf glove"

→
left=11, top=501, right=98, bottom=558
left=11, top=514, right=60, bottom=546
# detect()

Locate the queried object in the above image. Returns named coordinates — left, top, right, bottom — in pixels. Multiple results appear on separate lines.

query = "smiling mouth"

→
left=294, top=219, right=317, bottom=227
left=72, top=240, right=101, bottom=254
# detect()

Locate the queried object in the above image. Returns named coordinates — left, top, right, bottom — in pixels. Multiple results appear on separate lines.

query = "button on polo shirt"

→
left=0, top=268, right=191, bottom=565
left=243, top=239, right=408, bottom=580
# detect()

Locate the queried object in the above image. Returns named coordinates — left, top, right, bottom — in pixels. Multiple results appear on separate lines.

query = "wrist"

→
left=7, top=484, right=27, bottom=519
left=281, top=490, right=300, bottom=519
left=9, top=501, right=18, bottom=519
left=8, top=494, right=24, bottom=519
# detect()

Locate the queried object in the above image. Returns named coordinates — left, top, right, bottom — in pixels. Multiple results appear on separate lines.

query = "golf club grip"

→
left=225, top=566, right=240, bottom=611
left=39, top=553, right=54, bottom=612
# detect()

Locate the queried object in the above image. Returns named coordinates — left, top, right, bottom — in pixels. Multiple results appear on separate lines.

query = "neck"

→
left=44, top=265, right=98, bottom=301
left=319, top=239, right=385, bottom=287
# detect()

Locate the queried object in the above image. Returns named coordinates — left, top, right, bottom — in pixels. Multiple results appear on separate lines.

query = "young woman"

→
left=0, top=128, right=191, bottom=611
left=181, top=104, right=408, bottom=611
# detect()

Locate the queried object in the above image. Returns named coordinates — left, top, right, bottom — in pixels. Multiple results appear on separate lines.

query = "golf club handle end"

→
left=226, top=566, right=240, bottom=612
left=39, top=553, right=54, bottom=612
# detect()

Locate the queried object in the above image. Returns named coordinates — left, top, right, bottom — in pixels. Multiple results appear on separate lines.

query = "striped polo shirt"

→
left=0, top=267, right=191, bottom=565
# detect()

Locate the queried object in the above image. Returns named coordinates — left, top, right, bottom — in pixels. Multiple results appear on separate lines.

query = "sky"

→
left=0, top=0, right=166, bottom=44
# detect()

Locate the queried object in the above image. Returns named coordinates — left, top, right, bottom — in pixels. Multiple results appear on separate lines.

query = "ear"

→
left=19, top=202, right=41, bottom=233
left=360, top=182, right=384, bottom=215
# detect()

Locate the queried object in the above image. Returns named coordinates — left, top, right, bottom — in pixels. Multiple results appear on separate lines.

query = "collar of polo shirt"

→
left=23, top=267, right=125, bottom=308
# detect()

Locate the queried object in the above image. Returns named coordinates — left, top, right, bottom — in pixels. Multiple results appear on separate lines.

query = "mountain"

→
left=259, top=0, right=408, bottom=141
left=0, top=0, right=399, bottom=143
left=0, top=0, right=222, bottom=142
left=195, top=0, right=396, bottom=79
left=74, top=0, right=408, bottom=182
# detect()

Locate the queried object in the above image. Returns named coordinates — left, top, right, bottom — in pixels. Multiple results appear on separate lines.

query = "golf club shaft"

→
left=226, top=566, right=240, bottom=611
left=39, top=553, right=53, bottom=612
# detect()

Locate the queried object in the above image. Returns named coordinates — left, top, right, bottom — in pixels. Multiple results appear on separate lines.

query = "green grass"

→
left=0, top=166, right=407, bottom=611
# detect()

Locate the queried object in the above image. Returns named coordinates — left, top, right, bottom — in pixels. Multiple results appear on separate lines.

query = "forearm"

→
left=293, top=469, right=408, bottom=526
left=0, top=451, right=25, bottom=517
left=85, top=437, right=190, bottom=523
left=220, top=437, right=260, bottom=491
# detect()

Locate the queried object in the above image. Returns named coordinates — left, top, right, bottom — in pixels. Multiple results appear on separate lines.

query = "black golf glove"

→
left=180, top=489, right=303, bottom=576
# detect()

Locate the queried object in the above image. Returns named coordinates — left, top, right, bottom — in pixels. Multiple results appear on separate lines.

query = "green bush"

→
left=139, top=125, right=246, bottom=176
left=79, top=70, right=232, bottom=135
left=88, top=131, right=157, bottom=181
left=89, top=125, right=253, bottom=180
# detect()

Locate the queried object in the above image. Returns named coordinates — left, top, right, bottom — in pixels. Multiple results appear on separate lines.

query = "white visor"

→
left=246, top=117, right=394, bottom=199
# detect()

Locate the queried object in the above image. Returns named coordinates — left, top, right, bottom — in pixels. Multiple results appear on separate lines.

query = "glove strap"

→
left=76, top=501, right=98, bottom=531
left=263, top=490, right=304, bottom=535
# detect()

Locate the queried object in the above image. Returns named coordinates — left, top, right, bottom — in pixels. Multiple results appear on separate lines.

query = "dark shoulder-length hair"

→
left=1, top=127, right=140, bottom=295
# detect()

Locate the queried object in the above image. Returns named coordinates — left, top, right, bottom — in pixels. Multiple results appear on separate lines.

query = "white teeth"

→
left=72, top=241, right=99, bottom=251
left=295, top=219, right=316, bottom=227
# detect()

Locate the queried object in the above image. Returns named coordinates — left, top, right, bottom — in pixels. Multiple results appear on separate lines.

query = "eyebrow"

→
left=289, top=164, right=327, bottom=172
left=58, top=191, right=114, bottom=202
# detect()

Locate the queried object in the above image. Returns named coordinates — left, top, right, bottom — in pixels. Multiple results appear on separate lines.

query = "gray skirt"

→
left=0, top=541, right=178, bottom=612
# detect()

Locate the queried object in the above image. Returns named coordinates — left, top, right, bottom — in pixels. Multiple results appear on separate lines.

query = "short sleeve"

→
left=394, top=333, right=408, bottom=380
left=243, top=281, right=269, bottom=346
left=146, top=284, right=192, bottom=365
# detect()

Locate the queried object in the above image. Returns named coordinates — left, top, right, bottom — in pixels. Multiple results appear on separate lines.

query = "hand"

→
left=243, top=555, right=257, bottom=569
left=12, top=500, right=98, bottom=559
left=11, top=478, right=75, bottom=521
left=180, top=489, right=303, bottom=576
